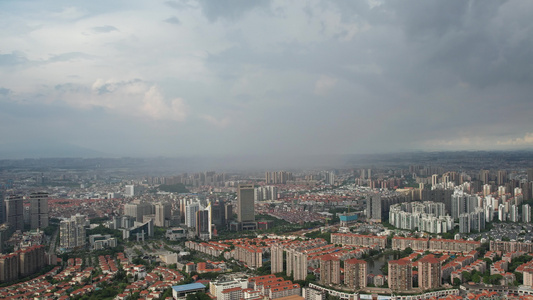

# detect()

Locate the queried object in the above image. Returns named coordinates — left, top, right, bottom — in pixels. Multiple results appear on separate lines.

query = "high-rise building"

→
left=0, top=245, right=46, bottom=282
left=319, top=255, right=340, bottom=285
left=30, top=192, right=49, bottom=230
left=366, top=194, right=381, bottom=222
left=124, top=202, right=152, bottom=222
left=5, top=195, right=24, bottom=231
left=0, top=252, right=19, bottom=282
left=124, top=185, right=135, bottom=197
left=528, top=168, right=533, bottom=182
left=510, top=204, right=519, bottom=222
left=479, top=170, right=490, bottom=185
left=325, top=172, right=335, bottom=185
left=185, top=202, right=200, bottom=228
left=287, top=249, right=308, bottom=281
left=271, top=244, right=284, bottom=274
left=451, top=190, right=479, bottom=220
left=237, top=184, right=255, bottom=223
left=388, top=259, right=412, bottom=291
left=498, top=203, right=506, bottom=222
left=483, top=184, right=492, bottom=196
left=224, top=203, right=233, bottom=224
left=154, top=202, right=171, bottom=227
left=59, top=215, right=86, bottom=250
left=18, top=245, right=46, bottom=277
left=523, top=204, right=531, bottom=223
left=0, top=191, right=5, bottom=224
left=211, top=200, right=226, bottom=227
left=265, top=171, right=293, bottom=184
left=196, top=206, right=212, bottom=239
left=432, top=174, right=439, bottom=186
left=418, top=255, right=441, bottom=290
left=497, top=170, right=507, bottom=186
left=344, top=258, right=367, bottom=290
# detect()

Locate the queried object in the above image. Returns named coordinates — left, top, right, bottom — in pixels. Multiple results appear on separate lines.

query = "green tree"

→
left=453, top=278, right=461, bottom=286
left=462, top=271, right=472, bottom=282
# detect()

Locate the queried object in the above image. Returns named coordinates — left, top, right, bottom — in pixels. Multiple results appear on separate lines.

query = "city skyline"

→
left=1, top=1, right=533, bottom=159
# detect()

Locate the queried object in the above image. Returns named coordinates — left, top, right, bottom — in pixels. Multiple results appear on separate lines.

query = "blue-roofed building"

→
left=172, top=282, right=206, bottom=298
left=339, top=211, right=360, bottom=226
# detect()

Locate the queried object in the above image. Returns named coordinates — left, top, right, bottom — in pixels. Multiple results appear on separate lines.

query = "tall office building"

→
left=185, top=202, right=200, bottom=228
left=196, top=205, right=212, bottom=239
left=237, top=184, right=255, bottom=223
left=344, top=258, right=367, bottom=290
left=211, top=200, right=226, bottom=227
left=124, top=202, right=152, bottom=222
left=418, top=255, right=441, bottom=290
left=225, top=203, right=233, bottom=224
left=528, top=168, right=533, bottom=182
left=366, top=194, right=381, bottom=222
left=154, top=202, right=171, bottom=227
left=5, top=195, right=24, bottom=231
left=30, top=192, right=49, bottom=230
left=388, top=259, right=412, bottom=291
left=325, top=172, right=335, bottom=185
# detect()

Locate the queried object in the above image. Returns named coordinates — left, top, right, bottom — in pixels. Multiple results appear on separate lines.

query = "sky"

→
left=1, top=0, right=532, bottom=158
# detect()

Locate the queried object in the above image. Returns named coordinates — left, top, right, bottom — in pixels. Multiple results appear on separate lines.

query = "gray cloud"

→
left=196, top=0, right=270, bottom=21
left=48, top=52, right=95, bottom=63
left=0, top=0, right=532, bottom=158
left=92, top=25, right=118, bottom=33
left=0, top=51, right=28, bottom=66
left=0, top=87, right=11, bottom=96
left=165, top=1, right=196, bottom=10
left=164, top=16, right=181, bottom=25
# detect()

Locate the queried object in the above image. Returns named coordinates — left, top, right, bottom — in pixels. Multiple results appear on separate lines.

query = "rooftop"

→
left=172, top=283, right=206, bottom=293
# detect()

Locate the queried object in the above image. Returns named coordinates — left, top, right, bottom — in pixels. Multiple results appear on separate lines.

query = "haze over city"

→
left=1, top=0, right=533, bottom=160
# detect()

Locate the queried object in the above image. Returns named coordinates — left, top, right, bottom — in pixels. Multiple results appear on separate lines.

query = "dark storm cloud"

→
left=380, top=0, right=533, bottom=88
left=1, top=0, right=532, bottom=158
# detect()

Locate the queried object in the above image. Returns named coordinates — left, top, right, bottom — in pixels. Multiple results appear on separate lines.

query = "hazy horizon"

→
left=1, top=1, right=532, bottom=158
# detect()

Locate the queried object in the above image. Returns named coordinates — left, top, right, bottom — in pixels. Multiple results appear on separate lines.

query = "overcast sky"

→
left=1, top=0, right=532, bottom=158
